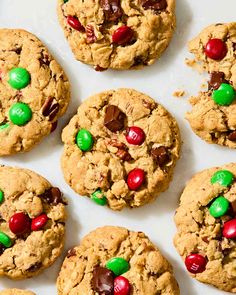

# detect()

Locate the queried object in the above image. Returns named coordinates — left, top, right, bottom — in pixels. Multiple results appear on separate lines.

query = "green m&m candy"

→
left=0, top=231, right=12, bottom=248
left=212, top=83, right=236, bottom=106
left=91, top=189, right=107, bottom=206
left=8, top=67, right=31, bottom=90
left=106, top=257, right=130, bottom=276
left=0, top=190, right=4, bottom=204
left=9, top=102, right=32, bottom=126
left=76, top=129, right=93, bottom=151
left=211, top=170, right=234, bottom=187
left=209, top=196, right=229, bottom=218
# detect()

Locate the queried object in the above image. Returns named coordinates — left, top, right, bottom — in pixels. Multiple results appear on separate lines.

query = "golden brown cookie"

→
left=0, top=290, right=35, bottom=295
left=57, top=0, right=176, bottom=70
left=0, top=166, right=67, bottom=279
left=61, top=88, right=181, bottom=210
left=0, top=29, right=70, bottom=155
left=174, top=163, right=236, bottom=292
left=57, top=226, right=180, bottom=295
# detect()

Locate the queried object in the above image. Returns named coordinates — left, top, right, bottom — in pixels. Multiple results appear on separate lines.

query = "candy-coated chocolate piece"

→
left=114, top=276, right=130, bottom=295
left=222, top=219, right=236, bottom=239
left=0, top=190, right=4, bottom=204
left=9, top=102, right=32, bottom=126
left=211, top=170, right=234, bottom=187
left=91, top=189, right=107, bottom=206
left=106, top=257, right=130, bottom=276
left=205, top=38, right=227, bottom=60
left=92, top=266, right=114, bottom=294
left=209, top=196, right=229, bottom=218
left=185, top=254, right=207, bottom=274
left=0, top=123, right=9, bottom=131
left=127, top=168, right=145, bottom=190
left=8, top=67, right=31, bottom=89
left=31, top=214, right=48, bottom=231
left=112, top=26, right=134, bottom=45
left=76, top=129, right=93, bottom=151
left=67, top=16, right=84, bottom=31
left=212, top=83, right=235, bottom=106
left=0, top=231, right=12, bottom=248
left=9, top=212, right=31, bottom=235
left=126, top=126, right=145, bottom=145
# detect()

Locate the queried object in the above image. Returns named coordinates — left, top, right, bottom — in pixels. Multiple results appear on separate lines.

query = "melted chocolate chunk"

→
left=0, top=244, right=6, bottom=255
left=228, top=131, right=236, bottom=142
left=92, top=266, right=114, bottom=295
left=27, top=262, right=42, bottom=272
left=100, top=0, right=122, bottom=22
left=67, top=248, right=76, bottom=258
left=208, top=71, right=228, bottom=90
left=104, top=105, right=126, bottom=132
left=151, top=146, right=170, bottom=166
left=140, top=0, right=167, bottom=11
left=41, top=187, right=66, bottom=205
left=41, top=97, right=60, bottom=121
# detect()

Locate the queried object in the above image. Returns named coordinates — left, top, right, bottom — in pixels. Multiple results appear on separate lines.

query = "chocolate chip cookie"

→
left=57, top=0, right=176, bottom=70
left=0, top=166, right=67, bottom=279
left=61, top=88, right=181, bottom=210
left=174, top=163, right=236, bottom=292
left=185, top=23, right=236, bottom=148
left=0, top=290, right=35, bottom=295
left=0, top=29, right=70, bottom=155
left=57, top=226, right=180, bottom=295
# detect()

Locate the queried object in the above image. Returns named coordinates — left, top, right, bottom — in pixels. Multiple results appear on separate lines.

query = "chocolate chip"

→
left=67, top=248, right=76, bottom=258
left=233, top=43, right=236, bottom=51
left=202, top=236, right=209, bottom=243
left=50, top=121, right=58, bottom=133
left=41, top=97, right=60, bottom=121
left=140, top=0, right=167, bottom=11
left=39, top=53, right=50, bottom=67
left=228, top=131, right=236, bottom=142
left=100, top=0, right=122, bottom=22
left=14, top=47, right=22, bottom=54
left=208, top=71, right=228, bottom=90
left=27, top=262, right=42, bottom=272
left=104, top=105, right=126, bottom=132
left=85, top=24, right=97, bottom=44
left=92, top=266, right=114, bottom=295
left=94, top=65, right=107, bottom=72
left=133, top=56, right=148, bottom=67
left=231, top=200, right=236, bottom=215
left=151, top=146, right=170, bottom=166
left=0, top=244, right=6, bottom=255
left=41, top=187, right=66, bottom=205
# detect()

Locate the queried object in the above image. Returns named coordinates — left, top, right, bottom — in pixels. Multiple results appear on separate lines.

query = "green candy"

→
left=211, top=170, right=234, bottom=187
left=0, top=231, right=12, bottom=248
left=8, top=67, right=31, bottom=90
left=64, top=0, right=69, bottom=2
left=9, top=102, right=32, bottom=126
left=209, top=196, right=229, bottom=218
left=76, top=129, right=93, bottom=151
left=106, top=257, right=130, bottom=276
left=212, top=83, right=236, bottom=106
left=0, top=190, right=4, bottom=204
left=0, top=123, right=9, bottom=131
left=91, top=189, right=107, bottom=206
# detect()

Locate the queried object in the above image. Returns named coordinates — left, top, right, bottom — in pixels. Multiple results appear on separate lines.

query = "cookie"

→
left=61, top=88, right=180, bottom=210
left=185, top=23, right=236, bottom=148
left=0, top=29, right=70, bottom=155
left=0, top=166, right=67, bottom=279
left=174, top=163, right=236, bottom=292
left=57, top=0, right=176, bottom=70
left=57, top=226, right=180, bottom=295
left=0, top=290, right=35, bottom=295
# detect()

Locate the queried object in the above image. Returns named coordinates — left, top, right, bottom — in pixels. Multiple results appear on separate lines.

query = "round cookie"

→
left=61, top=88, right=181, bottom=210
left=57, top=226, right=180, bottom=295
left=0, top=290, right=35, bottom=295
left=186, top=23, right=236, bottom=148
left=57, top=0, right=176, bottom=70
left=0, top=166, right=67, bottom=279
left=0, top=29, right=70, bottom=155
left=174, top=163, right=236, bottom=292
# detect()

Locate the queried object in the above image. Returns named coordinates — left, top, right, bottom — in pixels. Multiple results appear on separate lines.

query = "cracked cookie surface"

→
left=0, top=29, right=70, bottom=155
left=61, top=88, right=181, bottom=210
left=57, top=226, right=180, bottom=295
left=57, top=0, right=175, bottom=70
left=174, top=163, right=236, bottom=292
left=0, top=166, right=67, bottom=280
left=0, top=290, right=35, bottom=295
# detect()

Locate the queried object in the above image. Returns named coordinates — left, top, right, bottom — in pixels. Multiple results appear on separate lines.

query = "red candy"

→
left=112, top=26, right=134, bottom=45
left=9, top=212, right=31, bottom=235
left=114, top=276, right=130, bottom=295
left=204, top=38, right=227, bottom=60
left=185, top=254, right=207, bottom=274
left=31, top=214, right=48, bottom=231
left=126, top=126, right=145, bottom=146
left=67, top=16, right=84, bottom=32
left=127, top=168, right=145, bottom=190
left=223, top=219, right=236, bottom=239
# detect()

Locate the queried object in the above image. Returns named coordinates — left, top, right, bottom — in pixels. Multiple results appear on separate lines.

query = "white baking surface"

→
left=0, top=0, right=236, bottom=294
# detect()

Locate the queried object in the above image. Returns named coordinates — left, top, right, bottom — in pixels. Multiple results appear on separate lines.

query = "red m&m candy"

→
left=114, top=276, right=130, bottom=295
left=127, top=168, right=145, bottom=190
left=9, top=212, right=31, bottom=235
left=31, top=214, right=48, bottom=231
left=185, top=254, right=207, bottom=274
left=126, top=126, right=145, bottom=146
left=205, top=38, right=227, bottom=60
left=112, top=26, right=134, bottom=46
left=222, top=219, right=236, bottom=239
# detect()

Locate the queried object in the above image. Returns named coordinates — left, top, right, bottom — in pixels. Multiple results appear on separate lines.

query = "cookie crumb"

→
left=185, top=58, right=204, bottom=74
left=173, top=90, right=186, bottom=97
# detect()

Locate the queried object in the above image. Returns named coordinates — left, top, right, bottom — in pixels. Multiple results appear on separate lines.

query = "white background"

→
left=0, top=0, right=236, bottom=294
